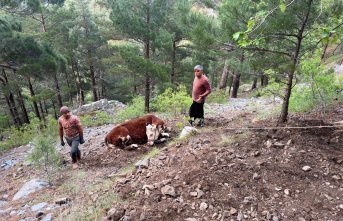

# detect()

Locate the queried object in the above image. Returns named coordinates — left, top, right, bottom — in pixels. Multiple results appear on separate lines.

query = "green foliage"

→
left=79, top=115, right=93, bottom=128
left=152, top=85, right=192, bottom=116
left=115, top=96, right=145, bottom=123
left=206, top=89, right=228, bottom=104
left=79, top=111, right=115, bottom=127
left=0, top=124, right=36, bottom=153
left=175, top=116, right=191, bottom=132
left=289, top=52, right=342, bottom=112
left=257, top=79, right=284, bottom=99
left=289, top=86, right=315, bottom=112
left=27, top=116, right=61, bottom=184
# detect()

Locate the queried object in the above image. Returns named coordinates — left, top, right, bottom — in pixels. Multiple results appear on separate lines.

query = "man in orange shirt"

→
left=58, top=106, right=85, bottom=169
left=189, top=65, right=211, bottom=127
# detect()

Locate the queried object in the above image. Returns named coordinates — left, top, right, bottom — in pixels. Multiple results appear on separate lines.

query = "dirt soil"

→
left=1, top=97, right=343, bottom=221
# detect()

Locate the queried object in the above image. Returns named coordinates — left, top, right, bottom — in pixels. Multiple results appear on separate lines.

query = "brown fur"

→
left=104, top=115, right=167, bottom=149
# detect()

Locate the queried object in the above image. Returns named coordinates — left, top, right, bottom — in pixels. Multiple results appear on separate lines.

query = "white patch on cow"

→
left=146, top=124, right=160, bottom=146
left=118, top=135, right=131, bottom=146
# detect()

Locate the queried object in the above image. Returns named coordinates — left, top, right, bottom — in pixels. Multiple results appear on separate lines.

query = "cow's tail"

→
left=104, top=136, right=114, bottom=150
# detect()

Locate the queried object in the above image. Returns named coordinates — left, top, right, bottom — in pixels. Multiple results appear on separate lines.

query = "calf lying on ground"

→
left=104, top=115, right=170, bottom=150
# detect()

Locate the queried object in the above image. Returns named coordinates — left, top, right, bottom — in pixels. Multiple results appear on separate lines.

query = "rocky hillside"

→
left=1, top=97, right=343, bottom=221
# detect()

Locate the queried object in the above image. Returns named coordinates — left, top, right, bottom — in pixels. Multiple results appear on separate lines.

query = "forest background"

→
left=0, top=0, right=342, bottom=151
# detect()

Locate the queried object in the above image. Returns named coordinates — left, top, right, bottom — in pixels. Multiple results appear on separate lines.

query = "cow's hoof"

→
left=161, top=133, right=170, bottom=137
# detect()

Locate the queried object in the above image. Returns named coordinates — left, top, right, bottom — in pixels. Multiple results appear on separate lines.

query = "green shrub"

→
left=27, top=115, right=61, bottom=184
left=152, top=85, right=192, bottom=116
left=115, top=96, right=145, bottom=123
left=289, top=51, right=342, bottom=112
left=95, top=111, right=115, bottom=125
left=79, top=115, right=93, bottom=127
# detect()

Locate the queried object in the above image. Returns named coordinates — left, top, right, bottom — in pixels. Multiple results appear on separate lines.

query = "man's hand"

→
left=80, top=137, right=85, bottom=144
left=61, top=140, right=65, bottom=146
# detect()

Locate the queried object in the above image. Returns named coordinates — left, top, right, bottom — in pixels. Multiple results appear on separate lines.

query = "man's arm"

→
left=78, top=125, right=84, bottom=139
left=76, top=117, right=85, bottom=144
left=58, top=121, right=65, bottom=146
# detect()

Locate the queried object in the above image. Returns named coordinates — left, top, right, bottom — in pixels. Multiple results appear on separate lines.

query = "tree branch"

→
left=222, top=43, right=293, bottom=57
left=0, top=63, right=17, bottom=71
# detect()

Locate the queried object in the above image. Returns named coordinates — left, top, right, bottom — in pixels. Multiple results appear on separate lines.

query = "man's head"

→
left=194, top=65, right=203, bottom=78
left=60, top=106, right=70, bottom=118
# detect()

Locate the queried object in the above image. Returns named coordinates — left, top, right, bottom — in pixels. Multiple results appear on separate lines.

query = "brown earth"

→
left=1, top=97, right=343, bottom=221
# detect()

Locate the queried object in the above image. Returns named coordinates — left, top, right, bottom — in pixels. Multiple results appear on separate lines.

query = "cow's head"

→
left=146, top=124, right=160, bottom=145
left=118, top=135, right=131, bottom=147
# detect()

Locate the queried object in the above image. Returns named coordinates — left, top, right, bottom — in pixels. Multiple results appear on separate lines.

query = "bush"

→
left=115, top=96, right=146, bottom=123
left=152, top=85, right=192, bottom=116
left=27, top=115, right=61, bottom=183
left=79, top=111, right=115, bottom=127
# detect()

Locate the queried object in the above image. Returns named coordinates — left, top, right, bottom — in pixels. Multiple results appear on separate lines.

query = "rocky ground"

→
left=1, top=96, right=343, bottom=221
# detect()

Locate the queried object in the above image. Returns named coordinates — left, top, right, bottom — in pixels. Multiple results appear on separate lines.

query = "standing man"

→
left=189, top=65, right=212, bottom=127
left=58, top=106, right=85, bottom=169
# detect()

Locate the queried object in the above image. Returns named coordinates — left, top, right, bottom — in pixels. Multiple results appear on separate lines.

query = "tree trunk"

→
left=80, top=90, right=85, bottom=106
left=16, top=85, right=30, bottom=124
left=278, top=0, right=312, bottom=123
left=170, top=40, right=177, bottom=84
left=251, top=77, right=258, bottom=90
left=53, top=73, right=63, bottom=108
left=6, top=94, right=22, bottom=127
left=51, top=99, right=58, bottom=119
left=27, top=77, right=41, bottom=120
left=228, top=72, right=234, bottom=96
left=219, top=60, right=228, bottom=89
left=71, top=58, right=82, bottom=105
left=39, top=101, right=45, bottom=119
left=90, top=65, right=98, bottom=102
left=1, top=70, right=22, bottom=126
left=231, top=73, right=240, bottom=98
left=261, top=75, right=269, bottom=87
left=144, top=0, right=151, bottom=113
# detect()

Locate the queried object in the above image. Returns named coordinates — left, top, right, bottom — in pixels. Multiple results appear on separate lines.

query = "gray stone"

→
left=161, top=185, right=176, bottom=197
left=31, top=202, right=47, bottom=211
left=13, top=179, right=49, bottom=201
left=41, top=213, right=53, bottom=221
left=0, top=200, right=7, bottom=207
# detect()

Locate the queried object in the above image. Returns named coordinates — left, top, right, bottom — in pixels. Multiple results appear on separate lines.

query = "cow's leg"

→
left=124, top=144, right=139, bottom=150
left=161, top=132, right=169, bottom=137
left=154, top=138, right=167, bottom=144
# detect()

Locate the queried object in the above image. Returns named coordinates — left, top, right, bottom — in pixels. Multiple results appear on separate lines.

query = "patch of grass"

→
left=115, top=96, right=145, bottom=123
left=142, top=147, right=161, bottom=160
left=219, top=134, right=235, bottom=146
left=79, top=111, right=115, bottom=128
left=55, top=170, right=126, bottom=221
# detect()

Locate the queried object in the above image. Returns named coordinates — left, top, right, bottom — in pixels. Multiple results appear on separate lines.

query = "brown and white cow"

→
left=104, top=114, right=170, bottom=150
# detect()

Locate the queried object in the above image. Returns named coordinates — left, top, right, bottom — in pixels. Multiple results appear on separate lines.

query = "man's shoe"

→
left=199, top=118, right=204, bottom=127
left=188, top=120, right=193, bottom=126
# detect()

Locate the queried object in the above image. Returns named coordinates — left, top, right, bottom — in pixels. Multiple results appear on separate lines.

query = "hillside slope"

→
left=1, top=97, right=343, bottom=221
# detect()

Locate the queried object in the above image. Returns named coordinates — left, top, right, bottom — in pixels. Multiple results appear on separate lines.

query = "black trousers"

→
left=189, top=101, right=204, bottom=119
